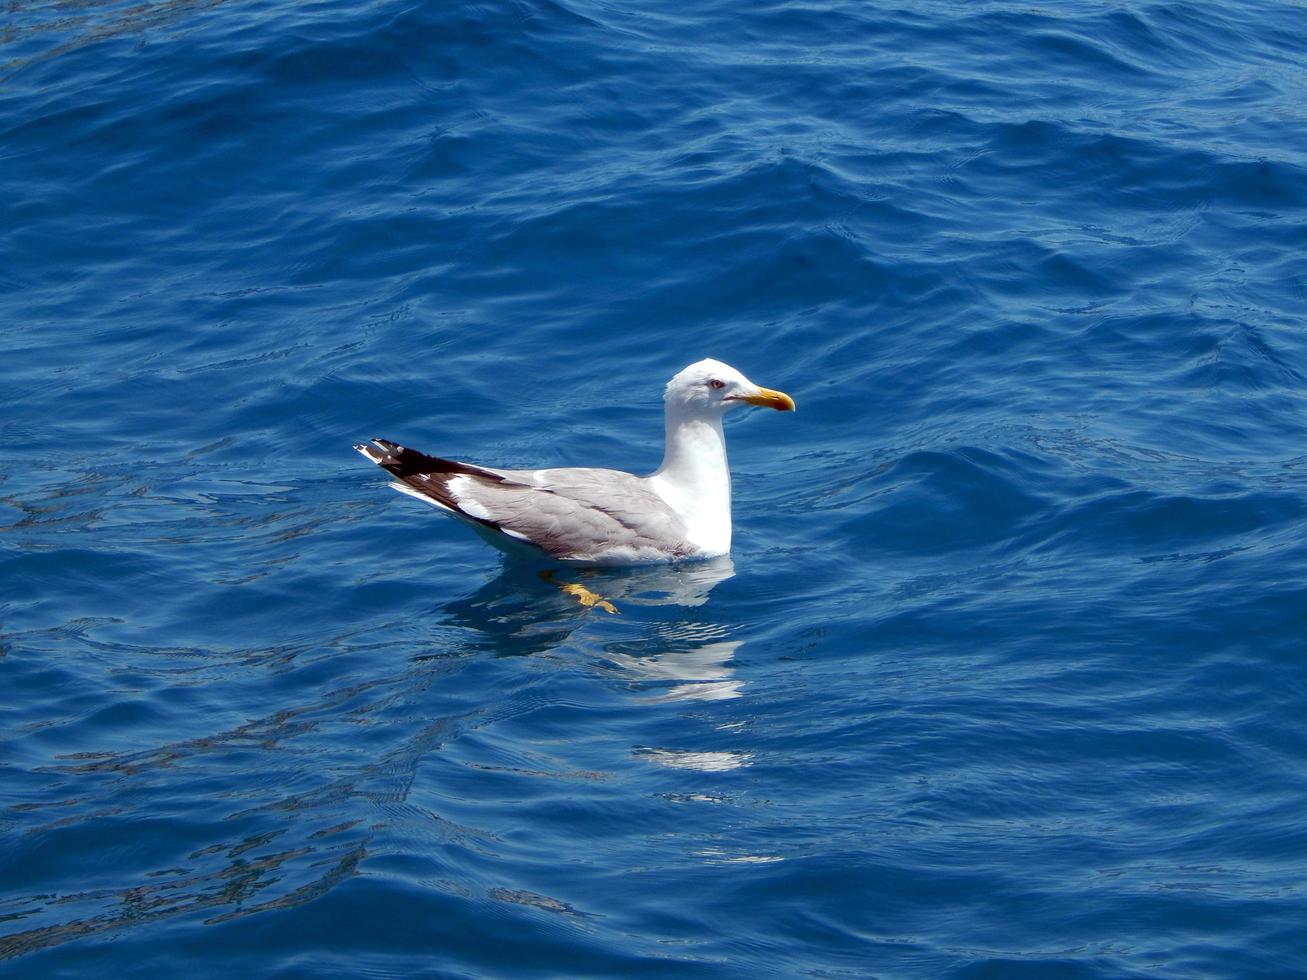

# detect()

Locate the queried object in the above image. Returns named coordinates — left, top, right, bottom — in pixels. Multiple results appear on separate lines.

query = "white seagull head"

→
left=663, top=358, right=796, bottom=417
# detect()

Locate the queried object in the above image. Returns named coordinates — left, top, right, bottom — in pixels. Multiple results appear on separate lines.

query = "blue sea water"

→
left=4, top=0, right=1307, bottom=974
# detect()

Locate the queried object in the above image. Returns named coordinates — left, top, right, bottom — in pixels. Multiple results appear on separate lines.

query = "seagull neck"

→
left=656, top=410, right=729, bottom=489
left=649, top=405, right=733, bottom=556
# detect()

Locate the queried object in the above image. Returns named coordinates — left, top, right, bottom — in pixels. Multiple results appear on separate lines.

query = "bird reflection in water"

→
left=438, top=557, right=744, bottom=701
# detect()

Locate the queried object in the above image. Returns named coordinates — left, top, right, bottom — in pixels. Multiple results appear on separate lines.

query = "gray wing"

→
left=355, top=440, right=692, bottom=563
left=462, top=466, right=693, bottom=562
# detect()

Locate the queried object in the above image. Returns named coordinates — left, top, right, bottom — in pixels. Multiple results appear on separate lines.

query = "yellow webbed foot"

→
left=539, top=570, right=619, bottom=614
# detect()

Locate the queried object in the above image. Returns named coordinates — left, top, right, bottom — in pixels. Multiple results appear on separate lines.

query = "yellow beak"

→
left=737, top=386, right=796, bottom=411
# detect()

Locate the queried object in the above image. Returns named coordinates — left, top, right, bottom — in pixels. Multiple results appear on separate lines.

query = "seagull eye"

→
left=709, top=379, right=726, bottom=390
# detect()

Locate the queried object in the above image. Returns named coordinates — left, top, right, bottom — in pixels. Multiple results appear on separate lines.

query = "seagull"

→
left=355, top=358, right=794, bottom=565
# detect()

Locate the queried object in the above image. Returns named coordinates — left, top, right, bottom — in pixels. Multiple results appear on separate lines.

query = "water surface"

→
left=3, top=0, right=1307, bottom=975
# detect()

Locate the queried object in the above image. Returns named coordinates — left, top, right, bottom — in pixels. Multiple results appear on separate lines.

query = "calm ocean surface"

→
left=4, top=0, right=1307, bottom=975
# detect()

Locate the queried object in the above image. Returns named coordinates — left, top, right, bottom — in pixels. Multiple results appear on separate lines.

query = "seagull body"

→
left=355, top=359, right=794, bottom=565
